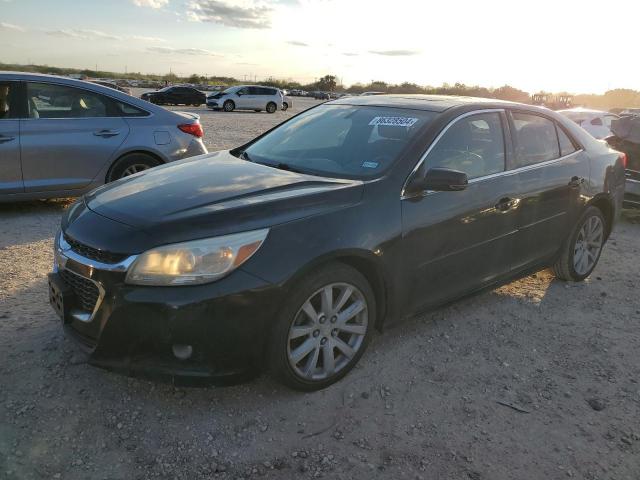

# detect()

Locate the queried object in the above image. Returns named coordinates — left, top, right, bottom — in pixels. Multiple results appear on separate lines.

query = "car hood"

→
left=80, top=151, right=363, bottom=252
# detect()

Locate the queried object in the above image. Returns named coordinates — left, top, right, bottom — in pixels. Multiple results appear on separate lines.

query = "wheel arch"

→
left=105, top=149, right=166, bottom=183
left=586, top=193, right=614, bottom=239
left=282, top=250, right=388, bottom=331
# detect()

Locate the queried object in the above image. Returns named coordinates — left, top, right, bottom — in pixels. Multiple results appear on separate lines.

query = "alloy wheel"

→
left=573, top=215, right=604, bottom=275
left=120, top=164, right=150, bottom=178
left=287, top=282, right=368, bottom=381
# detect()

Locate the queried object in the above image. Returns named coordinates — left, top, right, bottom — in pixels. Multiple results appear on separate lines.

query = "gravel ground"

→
left=1, top=101, right=640, bottom=479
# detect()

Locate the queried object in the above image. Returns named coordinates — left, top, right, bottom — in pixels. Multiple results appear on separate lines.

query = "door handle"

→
left=0, top=135, right=16, bottom=143
left=495, top=197, right=516, bottom=212
left=93, top=129, right=120, bottom=138
left=568, top=176, right=585, bottom=188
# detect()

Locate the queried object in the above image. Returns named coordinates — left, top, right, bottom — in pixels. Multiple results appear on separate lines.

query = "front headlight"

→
left=125, top=229, right=269, bottom=286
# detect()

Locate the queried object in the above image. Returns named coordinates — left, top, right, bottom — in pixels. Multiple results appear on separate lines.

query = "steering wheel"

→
left=431, top=149, right=484, bottom=177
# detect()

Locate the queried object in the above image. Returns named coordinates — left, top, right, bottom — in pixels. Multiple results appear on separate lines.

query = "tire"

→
left=266, top=102, right=277, bottom=114
left=106, top=153, right=161, bottom=183
left=268, top=263, right=375, bottom=391
left=282, top=102, right=289, bottom=111
left=552, top=206, right=606, bottom=281
left=223, top=100, right=235, bottom=112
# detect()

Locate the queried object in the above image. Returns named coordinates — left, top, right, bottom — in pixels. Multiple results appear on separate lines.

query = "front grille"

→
left=64, top=233, right=128, bottom=264
left=59, top=269, right=100, bottom=313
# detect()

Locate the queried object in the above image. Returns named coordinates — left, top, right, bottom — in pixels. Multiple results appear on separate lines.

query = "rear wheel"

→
left=268, top=263, right=375, bottom=391
left=223, top=100, right=235, bottom=112
left=552, top=206, right=606, bottom=281
left=266, top=102, right=277, bottom=114
left=106, top=153, right=160, bottom=182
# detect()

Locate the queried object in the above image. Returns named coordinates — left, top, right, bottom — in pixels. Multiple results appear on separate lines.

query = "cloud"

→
left=132, top=0, right=169, bottom=7
left=0, top=22, right=25, bottom=32
left=186, top=0, right=272, bottom=29
left=46, top=29, right=121, bottom=40
left=286, top=40, right=308, bottom=47
left=129, top=35, right=166, bottom=42
left=342, top=52, right=358, bottom=56
left=146, top=46, right=221, bottom=56
left=369, top=49, right=420, bottom=56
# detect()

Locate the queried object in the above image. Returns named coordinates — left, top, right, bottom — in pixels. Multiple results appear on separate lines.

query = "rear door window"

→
left=557, top=126, right=577, bottom=157
left=511, top=112, right=560, bottom=167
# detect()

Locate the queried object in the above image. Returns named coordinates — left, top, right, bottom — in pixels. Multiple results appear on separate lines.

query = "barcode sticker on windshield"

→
left=369, top=116, right=418, bottom=127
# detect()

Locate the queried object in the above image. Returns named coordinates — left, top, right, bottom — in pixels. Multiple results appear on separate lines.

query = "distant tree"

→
left=187, top=74, right=202, bottom=84
left=317, top=75, right=337, bottom=92
left=493, top=85, right=530, bottom=103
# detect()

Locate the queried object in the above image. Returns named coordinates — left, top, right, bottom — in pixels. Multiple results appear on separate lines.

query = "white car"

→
left=558, top=108, right=619, bottom=139
left=206, top=85, right=283, bottom=113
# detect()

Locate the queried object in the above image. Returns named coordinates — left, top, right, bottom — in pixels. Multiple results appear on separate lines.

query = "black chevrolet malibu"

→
left=49, top=95, right=626, bottom=390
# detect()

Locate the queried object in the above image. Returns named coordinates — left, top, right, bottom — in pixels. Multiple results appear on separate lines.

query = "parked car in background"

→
left=88, top=80, right=132, bottom=96
left=141, top=86, right=206, bottom=106
left=621, top=108, right=640, bottom=117
left=49, top=95, right=625, bottom=390
left=206, top=85, right=283, bottom=113
left=558, top=108, right=619, bottom=139
left=605, top=115, right=640, bottom=209
left=312, top=91, right=330, bottom=100
left=0, top=72, right=207, bottom=201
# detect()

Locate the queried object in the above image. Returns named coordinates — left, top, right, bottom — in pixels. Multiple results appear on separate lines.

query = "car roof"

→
left=558, top=107, right=614, bottom=116
left=327, top=94, right=527, bottom=113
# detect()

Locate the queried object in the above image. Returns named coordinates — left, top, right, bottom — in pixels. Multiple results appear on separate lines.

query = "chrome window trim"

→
left=23, top=80, right=154, bottom=120
left=401, top=108, right=584, bottom=200
left=401, top=109, right=506, bottom=198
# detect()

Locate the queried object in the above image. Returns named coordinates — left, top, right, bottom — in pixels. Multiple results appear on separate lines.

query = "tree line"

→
left=2, top=63, right=639, bottom=109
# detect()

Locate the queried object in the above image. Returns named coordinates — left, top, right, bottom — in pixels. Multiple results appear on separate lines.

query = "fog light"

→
left=172, top=344, right=193, bottom=360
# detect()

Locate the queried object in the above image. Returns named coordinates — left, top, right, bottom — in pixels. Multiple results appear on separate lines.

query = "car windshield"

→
left=222, top=87, right=238, bottom=94
left=242, top=105, right=436, bottom=179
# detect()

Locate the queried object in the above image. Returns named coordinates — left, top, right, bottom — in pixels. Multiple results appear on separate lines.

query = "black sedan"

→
left=48, top=95, right=626, bottom=390
left=140, top=86, right=206, bottom=106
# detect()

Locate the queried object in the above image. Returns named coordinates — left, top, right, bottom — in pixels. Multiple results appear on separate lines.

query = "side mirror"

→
left=406, top=167, right=468, bottom=196
left=236, top=91, right=242, bottom=96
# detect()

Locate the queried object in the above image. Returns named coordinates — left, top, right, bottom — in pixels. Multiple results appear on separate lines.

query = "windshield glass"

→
left=243, top=105, right=436, bottom=179
left=222, top=87, right=238, bottom=94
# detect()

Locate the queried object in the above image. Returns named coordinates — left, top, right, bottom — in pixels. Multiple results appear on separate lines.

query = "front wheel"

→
left=282, top=102, right=289, bottom=111
left=552, top=206, right=606, bottom=281
left=266, top=102, right=277, bottom=114
left=268, top=263, right=375, bottom=391
left=223, top=100, right=235, bottom=112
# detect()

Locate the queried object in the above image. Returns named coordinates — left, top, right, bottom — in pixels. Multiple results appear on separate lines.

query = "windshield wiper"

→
left=271, top=162, right=304, bottom=174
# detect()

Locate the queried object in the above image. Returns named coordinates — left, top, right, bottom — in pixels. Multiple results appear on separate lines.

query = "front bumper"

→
left=206, top=100, right=219, bottom=108
left=624, top=170, right=640, bottom=209
left=49, top=232, right=282, bottom=384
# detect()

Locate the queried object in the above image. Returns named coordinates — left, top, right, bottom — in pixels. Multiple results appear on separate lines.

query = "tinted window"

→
left=243, top=105, right=436, bottom=179
left=27, top=82, right=113, bottom=118
left=115, top=101, right=149, bottom=117
left=511, top=112, right=559, bottom=167
left=557, top=126, right=576, bottom=157
left=238, top=87, right=250, bottom=95
left=425, top=112, right=505, bottom=179
left=0, top=82, right=19, bottom=119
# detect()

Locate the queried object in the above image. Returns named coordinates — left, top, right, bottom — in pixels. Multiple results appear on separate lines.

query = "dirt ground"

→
left=1, top=99, right=640, bottom=480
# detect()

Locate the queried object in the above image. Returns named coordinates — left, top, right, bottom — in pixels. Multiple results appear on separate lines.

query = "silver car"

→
left=206, top=85, right=283, bottom=113
left=0, top=72, right=207, bottom=201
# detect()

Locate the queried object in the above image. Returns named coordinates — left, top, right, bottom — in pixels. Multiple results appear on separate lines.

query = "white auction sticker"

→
left=369, top=116, right=419, bottom=127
